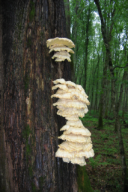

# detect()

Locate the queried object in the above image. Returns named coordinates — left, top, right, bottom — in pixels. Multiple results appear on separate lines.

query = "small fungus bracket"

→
left=46, top=37, right=75, bottom=62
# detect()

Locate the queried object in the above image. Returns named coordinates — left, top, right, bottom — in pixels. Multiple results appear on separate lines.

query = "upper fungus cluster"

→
left=46, top=37, right=75, bottom=62
left=51, top=78, right=94, bottom=166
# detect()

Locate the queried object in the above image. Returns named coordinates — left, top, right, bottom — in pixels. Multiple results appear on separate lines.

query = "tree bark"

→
left=0, top=1, right=6, bottom=191
left=115, top=70, right=128, bottom=192
left=97, top=61, right=107, bottom=129
left=83, top=5, right=90, bottom=90
left=1, top=0, right=78, bottom=192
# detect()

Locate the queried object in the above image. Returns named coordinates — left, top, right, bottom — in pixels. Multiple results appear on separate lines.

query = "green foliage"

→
left=104, top=147, right=118, bottom=155
left=89, top=156, right=100, bottom=168
left=80, top=111, right=128, bottom=191
left=107, top=158, right=120, bottom=165
left=70, top=0, right=128, bottom=122
left=29, top=1, right=35, bottom=22
left=100, top=133, right=108, bottom=140
left=89, top=155, right=110, bottom=168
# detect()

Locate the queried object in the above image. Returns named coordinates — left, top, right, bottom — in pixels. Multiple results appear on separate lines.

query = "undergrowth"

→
left=81, top=110, right=128, bottom=192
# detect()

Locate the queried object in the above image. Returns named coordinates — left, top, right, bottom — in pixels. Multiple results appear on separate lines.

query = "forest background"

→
left=0, top=0, right=128, bottom=192
left=69, top=0, right=128, bottom=191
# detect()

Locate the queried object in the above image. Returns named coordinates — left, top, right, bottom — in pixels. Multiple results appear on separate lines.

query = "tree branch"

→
left=113, top=64, right=128, bottom=71
left=109, top=4, right=116, bottom=42
left=94, top=0, right=107, bottom=44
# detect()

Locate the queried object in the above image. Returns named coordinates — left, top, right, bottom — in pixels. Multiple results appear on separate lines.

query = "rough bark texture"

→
left=0, top=1, right=6, bottom=191
left=1, top=0, right=77, bottom=192
left=115, top=71, right=128, bottom=192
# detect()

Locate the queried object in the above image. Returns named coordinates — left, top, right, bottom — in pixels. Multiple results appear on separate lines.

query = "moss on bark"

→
left=77, top=166, right=93, bottom=192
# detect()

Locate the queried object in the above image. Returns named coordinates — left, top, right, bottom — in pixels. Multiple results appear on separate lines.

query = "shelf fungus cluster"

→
left=51, top=78, right=94, bottom=166
left=46, top=37, right=75, bottom=62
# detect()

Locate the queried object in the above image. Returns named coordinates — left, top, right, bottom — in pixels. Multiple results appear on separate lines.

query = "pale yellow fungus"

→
left=52, top=51, right=71, bottom=62
left=47, top=37, right=75, bottom=48
left=49, top=46, right=74, bottom=54
left=46, top=37, right=75, bottom=62
left=52, top=79, right=94, bottom=166
left=53, top=78, right=66, bottom=84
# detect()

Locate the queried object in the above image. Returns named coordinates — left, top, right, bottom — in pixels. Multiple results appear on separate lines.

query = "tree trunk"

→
left=83, top=5, right=90, bottom=90
left=115, top=70, right=128, bottom=192
left=117, top=119, right=128, bottom=192
left=0, top=2, right=5, bottom=191
left=97, top=57, right=107, bottom=129
left=94, top=0, right=116, bottom=128
left=1, top=0, right=78, bottom=192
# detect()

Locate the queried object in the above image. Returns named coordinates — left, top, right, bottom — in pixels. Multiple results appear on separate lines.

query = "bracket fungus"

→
left=51, top=78, right=94, bottom=166
left=46, top=37, right=75, bottom=62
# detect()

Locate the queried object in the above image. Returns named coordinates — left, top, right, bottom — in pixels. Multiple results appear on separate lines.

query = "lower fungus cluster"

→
left=51, top=78, right=94, bottom=166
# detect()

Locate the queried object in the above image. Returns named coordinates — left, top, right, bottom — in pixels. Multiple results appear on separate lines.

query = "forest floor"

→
left=82, top=111, right=128, bottom=192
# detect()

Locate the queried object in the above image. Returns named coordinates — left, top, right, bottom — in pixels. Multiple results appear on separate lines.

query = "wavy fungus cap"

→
left=47, top=37, right=75, bottom=48
left=49, top=46, right=74, bottom=54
